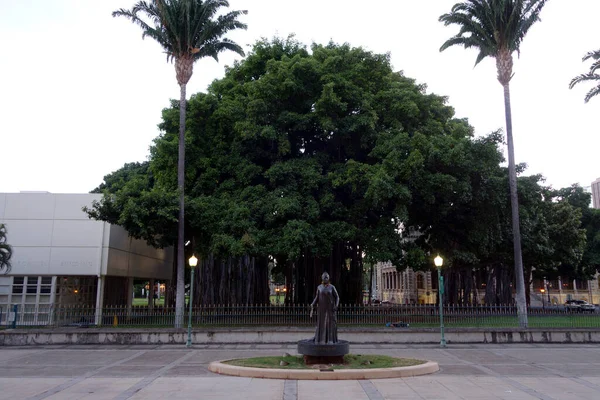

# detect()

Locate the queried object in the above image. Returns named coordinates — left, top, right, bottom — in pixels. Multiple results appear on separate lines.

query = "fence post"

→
left=11, top=304, right=18, bottom=329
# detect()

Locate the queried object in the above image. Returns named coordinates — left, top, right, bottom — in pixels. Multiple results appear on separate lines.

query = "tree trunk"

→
left=175, top=83, right=187, bottom=328
left=525, top=265, right=533, bottom=307
left=484, top=265, right=495, bottom=304
left=463, top=268, right=472, bottom=305
left=503, top=82, right=528, bottom=327
left=368, top=262, right=374, bottom=305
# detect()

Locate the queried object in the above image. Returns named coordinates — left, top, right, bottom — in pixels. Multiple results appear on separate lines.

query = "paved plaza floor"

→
left=1, top=343, right=600, bottom=400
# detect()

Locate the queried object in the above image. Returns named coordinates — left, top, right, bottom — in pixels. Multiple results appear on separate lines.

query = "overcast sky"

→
left=1, top=0, right=598, bottom=194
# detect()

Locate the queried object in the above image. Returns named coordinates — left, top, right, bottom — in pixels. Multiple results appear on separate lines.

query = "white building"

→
left=0, top=192, right=173, bottom=325
left=591, top=178, right=600, bottom=209
left=374, top=261, right=600, bottom=305
left=374, top=261, right=434, bottom=304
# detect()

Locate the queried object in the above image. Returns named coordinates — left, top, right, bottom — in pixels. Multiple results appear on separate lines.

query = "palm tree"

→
left=113, top=0, right=247, bottom=327
left=570, top=49, right=600, bottom=103
left=0, top=224, right=12, bottom=274
left=439, top=0, right=548, bottom=327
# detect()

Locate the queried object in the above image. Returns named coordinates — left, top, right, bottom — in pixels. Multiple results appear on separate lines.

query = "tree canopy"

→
left=89, top=37, right=594, bottom=305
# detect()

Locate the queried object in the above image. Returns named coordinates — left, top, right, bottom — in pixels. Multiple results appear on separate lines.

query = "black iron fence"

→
left=1, top=303, right=599, bottom=329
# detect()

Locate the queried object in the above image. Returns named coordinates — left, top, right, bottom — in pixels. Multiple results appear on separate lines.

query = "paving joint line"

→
left=487, top=349, right=600, bottom=393
left=2, top=348, right=52, bottom=364
left=359, top=380, right=384, bottom=400
left=26, top=350, right=148, bottom=400
left=113, top=350, right=198, bottom=400
left=440, top=349, right=556, bottom=400
left=400, top=377, right=426, bottom=400
left=283, top=379, right=297, bottom=400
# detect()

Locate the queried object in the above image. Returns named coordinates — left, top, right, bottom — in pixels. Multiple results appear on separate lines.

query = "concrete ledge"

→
left=3, top=327, right=600, bottom=346
left=208, top=360, right=439, bottom=380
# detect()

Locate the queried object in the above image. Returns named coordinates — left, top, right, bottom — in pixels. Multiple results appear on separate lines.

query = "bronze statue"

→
left=310, top=272, right=340, bottom=344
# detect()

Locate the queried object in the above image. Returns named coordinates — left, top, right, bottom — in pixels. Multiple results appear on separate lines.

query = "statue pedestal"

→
left=297, top=339, right=350, bottom=365
left=303, top=355, right=345, bottom=365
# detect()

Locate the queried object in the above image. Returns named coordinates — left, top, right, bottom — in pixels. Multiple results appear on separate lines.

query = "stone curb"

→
left=4, top=328, right=600, bottom=346
left=207, top=359, right=439, bottom=380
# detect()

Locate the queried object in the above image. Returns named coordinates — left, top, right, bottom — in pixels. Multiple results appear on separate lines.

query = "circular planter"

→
left=208, top=359, right=439, bottom=380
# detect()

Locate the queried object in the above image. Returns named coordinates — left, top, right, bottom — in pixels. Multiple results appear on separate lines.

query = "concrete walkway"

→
left=2, top=344, right=600, bottom=399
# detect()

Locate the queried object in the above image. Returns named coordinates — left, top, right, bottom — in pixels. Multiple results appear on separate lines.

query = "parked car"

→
left=564, top=299, right=596, bottom=313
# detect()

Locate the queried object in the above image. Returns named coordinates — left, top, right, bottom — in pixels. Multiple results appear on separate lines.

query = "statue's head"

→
left=322, top=272, right=330, bottom=284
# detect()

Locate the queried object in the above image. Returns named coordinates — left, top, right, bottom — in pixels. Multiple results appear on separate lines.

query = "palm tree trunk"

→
left=175, top=83, right=187, bottom=328
left=503, top=82, right=528, bottom=328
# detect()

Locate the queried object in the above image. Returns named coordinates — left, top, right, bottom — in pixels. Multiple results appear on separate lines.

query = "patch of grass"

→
left=132, top=298, right=166, bottom=306
left=223, top=354, right=425, bottom=369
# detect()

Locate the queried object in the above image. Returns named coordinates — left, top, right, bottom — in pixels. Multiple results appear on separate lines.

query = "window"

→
left=416, top=274, right=424, bottom=290
left=27, top=277, right=39, bottom=294
left=11, top=276, right=54, bottom=296
left=40, top=277, right=52, bottom=294
left=12, top=276, right=24, bottom=294
left=576, top=280, right=588, bottom=290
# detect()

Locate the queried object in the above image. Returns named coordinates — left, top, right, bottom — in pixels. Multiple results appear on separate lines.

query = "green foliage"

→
left=89, top=36, right=595, bottom=304
left=517, top=177, right=586, bottom=281
left=0, top=224, right=12, bottom=274
left=552, top=185, right=600, bottom=279
left=155, top=38, right=473, bottom=266
left=90, top=37, right=482, bottom=301
left=85, top=162, right=177, bottom=248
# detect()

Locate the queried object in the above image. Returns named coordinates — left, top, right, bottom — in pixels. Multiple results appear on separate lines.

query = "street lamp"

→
left=186, top=254, right=198, bottom=348
left=540, top=288, right=546, bottom=310
left=434, top=255, right=446, bottom=348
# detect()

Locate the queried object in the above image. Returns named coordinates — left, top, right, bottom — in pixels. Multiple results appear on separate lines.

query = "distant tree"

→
left=569, top=49, right=600, bottom=103
left=439, top=0, right=547, bottom=327
left=113, top=0, right=247, bottom=326
left=581, top=209, right=600, bottom=275
left=516, top=179, right=587, bottom=304
left=554, top=185, right=600, bottom=278
left=0, top=224, right=12, bottom=274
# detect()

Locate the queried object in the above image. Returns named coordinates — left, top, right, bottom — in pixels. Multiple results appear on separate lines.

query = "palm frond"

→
left=585, top=85, right=600, bottom=103
left=196, top=38, right=245, bottom=61
left=0, top=224, right=12, bottom=274
left=569, top=73, right=600, bottom=89
left=114, top=0, right=247, bottom=66
left=590, top=60, right=600, bottom=75
left=582, top=49, right=600, bottom=62
left=439, top=0, right=546, bottom=69
left=515, top=0, right=547, bottom=54
left=571, top=48, right=600, bottom=102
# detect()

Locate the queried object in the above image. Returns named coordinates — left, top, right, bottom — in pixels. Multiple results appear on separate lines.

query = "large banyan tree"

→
left=90, top=37, right=585, bottom=305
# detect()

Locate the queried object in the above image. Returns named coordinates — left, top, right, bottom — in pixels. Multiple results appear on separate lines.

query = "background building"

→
left=591, top=178, right=600, bottom=209
left=375, top=262, right=434, bottom=304
left=374, top=261, right=600, bottom=305
left=0, top=192, right=173, bottom=326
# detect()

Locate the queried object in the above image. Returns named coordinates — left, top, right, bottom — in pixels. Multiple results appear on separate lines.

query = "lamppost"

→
left=540, top=288, right=546, bottom=310
left=434, top=255, right=446, bottom=348
left=186, top=254, right=198, bottom=348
